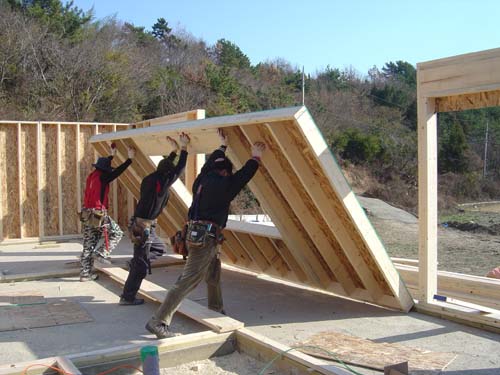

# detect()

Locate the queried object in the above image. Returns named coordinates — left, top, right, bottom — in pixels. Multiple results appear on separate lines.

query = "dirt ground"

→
left=364, top=200, right=500, bottom=276
left=160, top=352, right=279, bottom=375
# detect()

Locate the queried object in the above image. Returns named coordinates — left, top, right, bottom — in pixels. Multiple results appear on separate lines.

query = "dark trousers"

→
left=121, top=242, right=150, bottom=301
left=150, top=226, right=166, bottom=254
left=121, top=222, right=162, bottom=301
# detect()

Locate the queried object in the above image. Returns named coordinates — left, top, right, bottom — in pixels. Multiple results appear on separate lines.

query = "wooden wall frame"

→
left=0, top=121, right=129, bottom=243
left=417, top=48, right=500, bottom=303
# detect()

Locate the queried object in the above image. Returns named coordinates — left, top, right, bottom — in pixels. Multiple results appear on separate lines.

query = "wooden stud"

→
left=185, top=154, right=197, bottom=191
left=241, top=124, right=362, bottom=298
left=222, top=231, right=253, bottom=268
left=271, top=239, right=308, bottom=282
left=112, top=125, right=118, bottom=219
left=250, top=234, right=290, bottom=277
left=225, top=127, right=331, bottom=289
left=76, top=123, right=82, bottom=233
left=57, top=123, right=63, bottom=236
left=37, top=122, right=44, bottom=238
left=417, top=94, right=438, bottom=304
left=232, top=231, right=270, bottom=272
left=266, top=122, right=392, bottom=299
left=293, top=112, right=413, bottom=309
left=17, top=123, right=23, bottom=238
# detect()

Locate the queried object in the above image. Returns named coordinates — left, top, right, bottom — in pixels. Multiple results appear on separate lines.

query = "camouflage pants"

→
left=80, top=216, right=123, bottom=277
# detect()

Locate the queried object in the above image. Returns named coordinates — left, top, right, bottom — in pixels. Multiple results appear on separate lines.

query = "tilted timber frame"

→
left=90, top=106, right=414, bottom=312
left=417, top=48, right=500, bottom=304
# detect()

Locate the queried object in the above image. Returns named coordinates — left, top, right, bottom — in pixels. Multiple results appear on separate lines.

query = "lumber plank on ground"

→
left=415, top=300, right=500, bottom=334
left=96, top=266, right=244, bottom=333
left=68, top=330, right=233, bottom=370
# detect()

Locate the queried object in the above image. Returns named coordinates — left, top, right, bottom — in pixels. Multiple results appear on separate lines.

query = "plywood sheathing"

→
left=90, top=106, right=413, bottom=312
left=0, top=121, right=129, bottom=242
left=298, top=331, right=456, bottom=372
left=61, top=125, right=79, bottom=234
left=0, top=124, right=21, bottom=239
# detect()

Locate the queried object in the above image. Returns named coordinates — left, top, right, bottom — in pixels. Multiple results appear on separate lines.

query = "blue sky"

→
left=71, top=0, right=499, bottom=75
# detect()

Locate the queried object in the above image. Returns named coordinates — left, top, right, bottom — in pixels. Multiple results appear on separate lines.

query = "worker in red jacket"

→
left=79, top=144, right=135, bottom=282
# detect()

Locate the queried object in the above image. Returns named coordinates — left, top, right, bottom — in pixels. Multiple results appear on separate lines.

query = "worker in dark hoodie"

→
left=145, top=129, right=265, bottom=338
left=119, top=133, right=190, bottom=305
left=80, top=144, right=135, bottom=282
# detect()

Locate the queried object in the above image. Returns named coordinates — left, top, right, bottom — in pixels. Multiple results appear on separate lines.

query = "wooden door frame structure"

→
left=417, top=48, right=500, bottom=303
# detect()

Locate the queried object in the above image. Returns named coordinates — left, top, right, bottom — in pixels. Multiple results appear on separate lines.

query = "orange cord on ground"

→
left=21, top=363, right=144, bottom=375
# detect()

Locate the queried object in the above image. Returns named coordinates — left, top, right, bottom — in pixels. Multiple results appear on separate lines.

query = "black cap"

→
left=157, top=157, right=175, bottom=174
left=93, top=157, right=113, bottom=173
left=213, top=157, right=233, bottom=175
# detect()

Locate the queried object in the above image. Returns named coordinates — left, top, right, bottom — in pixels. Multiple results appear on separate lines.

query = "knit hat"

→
left=92, top=157, right=113, bottom=173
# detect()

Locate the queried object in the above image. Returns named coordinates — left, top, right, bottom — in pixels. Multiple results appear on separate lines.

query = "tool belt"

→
left=171, top=224, right=188, bottom=257
left=185, top=220, right=223, bottom=250
left=128, top=217, right=154, bottom=274
left=79, top=208, right=106, bottom=228
left=128, top=217, right=155, bottom=245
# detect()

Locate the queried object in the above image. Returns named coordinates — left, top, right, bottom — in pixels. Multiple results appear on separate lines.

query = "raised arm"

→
left=101, top=146, right=135, bottom=183
left=200, top=128, right=228, bottom=175
left=227, top=142, right=265, bottom=200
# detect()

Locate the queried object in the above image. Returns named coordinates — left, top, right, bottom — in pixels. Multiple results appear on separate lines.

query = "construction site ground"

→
left=1, top=238, right=499, bottom=375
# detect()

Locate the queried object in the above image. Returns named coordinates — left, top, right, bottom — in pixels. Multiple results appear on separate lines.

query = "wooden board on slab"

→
left=298, top=331, right=456, bottom=372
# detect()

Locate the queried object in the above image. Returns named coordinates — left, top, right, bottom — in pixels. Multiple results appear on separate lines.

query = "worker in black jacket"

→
left=119, top=133, right=190, bottom=305
left=145, top=129, right=266, bottom=338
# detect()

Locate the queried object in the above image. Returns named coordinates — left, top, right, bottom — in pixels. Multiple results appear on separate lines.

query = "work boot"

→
left=80, top=273, right=99, bottom=282
left=145, top=318, right=176, bottom=339
left=119, top=297, right=145, bottom=306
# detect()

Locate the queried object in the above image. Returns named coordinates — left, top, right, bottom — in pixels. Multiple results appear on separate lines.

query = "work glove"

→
left=251, top=142, right=266, bottom=159
left=179, top=132, right=190, bottom=150
left=217, top=128, right=228, bottom=147
left=110, top=142, right=117, bottom=156
left=127, top=146, right=136, bottom=159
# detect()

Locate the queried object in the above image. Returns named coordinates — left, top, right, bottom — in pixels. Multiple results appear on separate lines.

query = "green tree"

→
left=333, top=128, right=384, bottom=164
left=382, top=60, right=416, bottom=87
left=371, top=61, right=417, bottom=129
left=212, top=38, right=251, bottom=69
left=439, top=121, right=469, bottom=173
left=5, top=0, right=92, bottom=39
left=152, top=17, right=179, bottom=47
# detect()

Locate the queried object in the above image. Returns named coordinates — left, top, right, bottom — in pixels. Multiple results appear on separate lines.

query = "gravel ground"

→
left=367, top=209, right=500, bottom=276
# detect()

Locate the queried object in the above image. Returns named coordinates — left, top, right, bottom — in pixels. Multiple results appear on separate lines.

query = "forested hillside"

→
left=2, top=0, right=500, bottom=213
